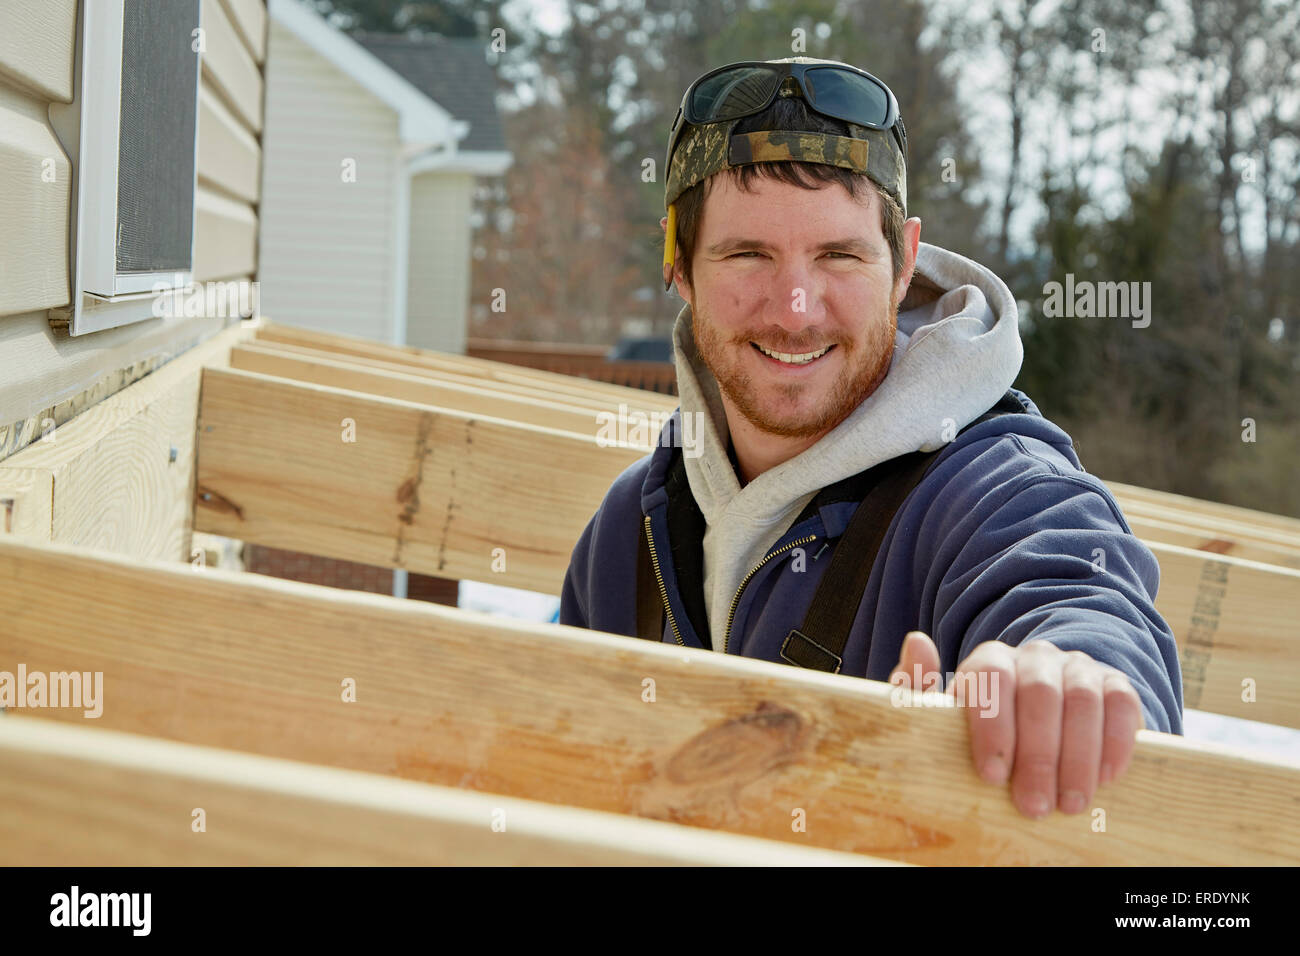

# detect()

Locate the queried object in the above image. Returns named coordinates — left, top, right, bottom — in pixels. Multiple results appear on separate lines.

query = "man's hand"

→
left=889, top=631, right=1145, bottom=819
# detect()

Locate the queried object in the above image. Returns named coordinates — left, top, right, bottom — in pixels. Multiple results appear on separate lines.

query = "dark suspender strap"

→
left=780, top=390, right=1026, bottom=673
left=779, top=450, right=940, bottom=673
left=636, top=519, right=665, bottom=642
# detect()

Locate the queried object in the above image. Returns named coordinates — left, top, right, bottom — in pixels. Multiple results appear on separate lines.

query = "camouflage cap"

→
left=664, top=56, right=908, bottom=218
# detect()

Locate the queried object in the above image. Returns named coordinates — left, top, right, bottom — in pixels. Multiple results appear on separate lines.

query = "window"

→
left=49, top=0, right=203, bottom=336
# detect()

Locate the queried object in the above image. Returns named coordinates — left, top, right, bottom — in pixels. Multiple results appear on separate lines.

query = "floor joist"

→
left=192, top=366, right=1300, bottom=730
left=252, top=322, right=1300, bottom=543
left=0, top=535, right=1295, bottom=865
left=245, top=327, right=1300, bottom=563
left=0, top=716, right=884, bottom=866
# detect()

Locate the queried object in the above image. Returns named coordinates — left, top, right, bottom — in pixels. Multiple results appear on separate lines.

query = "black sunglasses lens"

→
left=804, top=67, right=891, bottom=127
left=689, top=66, right=782, bottom=122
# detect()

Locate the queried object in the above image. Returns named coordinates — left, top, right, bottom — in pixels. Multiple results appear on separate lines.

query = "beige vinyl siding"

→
left=406, top=170, right=473, bottom=355
left=0, top=0, right=267, bottom=464
left=257, top=21, right=400, bottom=343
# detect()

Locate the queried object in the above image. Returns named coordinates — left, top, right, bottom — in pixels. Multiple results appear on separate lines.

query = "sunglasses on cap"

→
left=664, top=59, right=905, bottom=176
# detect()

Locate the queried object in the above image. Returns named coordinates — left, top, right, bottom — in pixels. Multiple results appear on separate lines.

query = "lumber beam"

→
left=255, top=322, right=670, bottom=408
left=193, top=367, right=1300, bottom=730
left=0, top=536, right=1296, bottom=865
left=0, top=716, right=881, bottom=866
left=194, top=367, right=626, bottom=594
left=1105, top=479, right=1300, bottom=538
left=244, top=338, right=644, bottom=413
left=0, top=320, right=257, bottom=561
left=227, top=342, right=651, bottom=436
left=1150, top=544, right=1300, bottom=728
left=252, top=326, right=1300, bottom=556
left=1125, top=514, right=1300, bottom=572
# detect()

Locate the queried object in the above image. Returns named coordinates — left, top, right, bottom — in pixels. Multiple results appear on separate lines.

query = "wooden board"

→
left=0, top=535, right=1295, bottom=865
left=251, top=323, right=1300, bottom=553
left=229, top=342, right=629, bottom=434
left=192, top=365, right=1300, bottom=730
left=0, top=320, right=256, bottom=560
left=255, top=322, right=670, bottom=408
left=1106, top=479, right=1300, bottom=537
left=193, top=366, right=624, bottom=594
left=0, top=715, right=882, bottom=866
left=1151, top=543, right=1300, bottom=728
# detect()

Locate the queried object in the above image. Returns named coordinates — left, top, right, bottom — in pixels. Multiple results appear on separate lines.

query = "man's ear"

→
left=893, top=216, right=922, bottom=305
left=660, top=216, right=690, bottom=301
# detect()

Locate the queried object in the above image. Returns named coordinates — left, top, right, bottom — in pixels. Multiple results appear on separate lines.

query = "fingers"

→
left=958, top=640, right=1017, bottom=786
left=890, top=631, right=942, bottom=692
left=1057, top=652, right=1105, bottom=814
left=1099, top=671, right=1143, bottom=785
left=1011, top=642, right=1063, bottom=819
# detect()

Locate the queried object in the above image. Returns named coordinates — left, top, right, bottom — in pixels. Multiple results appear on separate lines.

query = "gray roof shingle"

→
left=353, top=31, right=508, bottom=153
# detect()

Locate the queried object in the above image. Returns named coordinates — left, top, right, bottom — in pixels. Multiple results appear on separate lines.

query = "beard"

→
left=691, top=286, right=899, bottom=439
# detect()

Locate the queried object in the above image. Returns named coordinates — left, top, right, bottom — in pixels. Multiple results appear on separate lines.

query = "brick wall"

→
left=244, top=545, right=458, bottom=606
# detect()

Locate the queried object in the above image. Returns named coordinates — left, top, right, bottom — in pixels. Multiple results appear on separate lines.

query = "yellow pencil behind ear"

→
left=663, top=203, right=677, bottom=291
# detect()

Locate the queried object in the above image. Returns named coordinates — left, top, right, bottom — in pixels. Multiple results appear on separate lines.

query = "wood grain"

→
left=0, top=715, right=884, bottom=865
left=0, top=535, right=1295, bottom=865
left=0, top=320, right=256, bottom=560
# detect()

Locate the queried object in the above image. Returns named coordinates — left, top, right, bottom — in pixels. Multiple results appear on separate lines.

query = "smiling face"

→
left=675, top=172, right=906, bottom=441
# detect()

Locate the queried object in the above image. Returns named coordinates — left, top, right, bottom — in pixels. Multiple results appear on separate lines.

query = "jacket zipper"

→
left=643, top=515, right=685, bottom=646
left=723, top=535, right=818, bottom=655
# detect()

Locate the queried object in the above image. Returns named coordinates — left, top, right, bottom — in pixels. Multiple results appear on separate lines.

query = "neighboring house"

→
left=259, top=0, right=511, bottom=354
left=0, top=0, right=265, bottom=465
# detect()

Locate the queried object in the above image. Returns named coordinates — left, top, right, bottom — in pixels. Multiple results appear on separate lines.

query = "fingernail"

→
left=1060, top=790, right=1085, bottom=814
left=981, top=756, right=1008, bottom=784
left=1023, top=794, right=1050, bottom=818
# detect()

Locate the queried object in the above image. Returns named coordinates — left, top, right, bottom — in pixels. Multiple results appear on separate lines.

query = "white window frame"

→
left=48, top=0, right=204, bottom=336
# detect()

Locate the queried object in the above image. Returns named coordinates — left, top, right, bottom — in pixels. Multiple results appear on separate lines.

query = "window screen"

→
left=115, top=0, right=201, bottom=274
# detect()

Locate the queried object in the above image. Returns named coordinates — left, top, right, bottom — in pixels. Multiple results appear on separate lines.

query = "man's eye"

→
left=729, top=251, right=762, bottom=258
left=825, top=252, right=859, bottom=260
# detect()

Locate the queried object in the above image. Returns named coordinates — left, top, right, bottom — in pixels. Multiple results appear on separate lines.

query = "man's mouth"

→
left=751, top=342, right=834, bottom=366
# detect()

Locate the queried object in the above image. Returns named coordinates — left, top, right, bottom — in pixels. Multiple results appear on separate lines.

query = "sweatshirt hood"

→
left=668, top=240, right=1025, bottom=648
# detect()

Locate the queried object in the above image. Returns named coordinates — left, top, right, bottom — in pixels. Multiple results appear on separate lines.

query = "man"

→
left=560, top=57, right=1183, bottom=820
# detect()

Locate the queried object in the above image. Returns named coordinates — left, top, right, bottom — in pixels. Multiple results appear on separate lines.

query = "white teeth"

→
left=756, top=344, right=830, bottom=365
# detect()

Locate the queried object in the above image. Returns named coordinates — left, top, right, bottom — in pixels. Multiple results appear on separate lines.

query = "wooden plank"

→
left=255, top=322, right=676, bottom=409
left=197, top=85, right=261, bottom=204
left=192, top=367, right=1300, bottom=731
left=0, top=535, right=1295, bottom=865
left=220, top=0, right=266, bottom=64
left=0, top=467, right=51, bottom=542
left=252, top=324, right=1300, bottom=547
left=194, top=186, right=258, bottom=281
left=1121, top=498, right=1300, bottom=551
left=201, top=0, right=262, bottom=133
left=246, top=338, right=646, bottom=413
left=1106, top=478, right=1300, bottom=537
left=0, top=0, right=76, bottom=103
left=1151, top=543, right=1300, bottom=729
left=0, top=716, right=881, bottom=866
left=0, top=320, right=256, bottom=559
left=1126, top=513, right=1300, bottom=572
left=0, top=87, right=71, bottom=316
left=193, top=367, right=621, bottom=594
left=229, top=342, right=632, bottom=436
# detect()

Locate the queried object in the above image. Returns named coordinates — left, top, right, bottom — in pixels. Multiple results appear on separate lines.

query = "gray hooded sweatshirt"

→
left=672, top=240, right=1025, bottom=649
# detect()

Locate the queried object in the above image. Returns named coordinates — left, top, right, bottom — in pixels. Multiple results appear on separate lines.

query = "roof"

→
left=268, top=0, right=466, bottom=148
left=352, top=32, right=507, bottom=153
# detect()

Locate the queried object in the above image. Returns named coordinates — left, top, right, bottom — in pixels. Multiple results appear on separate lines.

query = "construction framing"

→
left=0, top=317, right=1297, bottom=866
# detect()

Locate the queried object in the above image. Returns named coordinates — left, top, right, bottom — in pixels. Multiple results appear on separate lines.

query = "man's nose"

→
left=764, top=261, right=826, bottom=333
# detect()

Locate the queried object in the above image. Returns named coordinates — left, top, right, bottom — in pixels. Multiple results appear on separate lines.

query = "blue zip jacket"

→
left=560, top=387, right=1184, bottom=734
